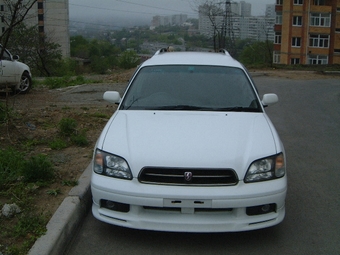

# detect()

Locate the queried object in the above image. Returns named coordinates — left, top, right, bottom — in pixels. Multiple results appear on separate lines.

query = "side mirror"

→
left=103, top=91, right=121, bottom=104
left=13, top=55, right=20, bottom=61
left=262, top=93, right=278, bottom=107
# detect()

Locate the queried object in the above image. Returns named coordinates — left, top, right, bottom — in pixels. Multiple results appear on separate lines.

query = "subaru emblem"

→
left=184, top=172, right=193, bottom=182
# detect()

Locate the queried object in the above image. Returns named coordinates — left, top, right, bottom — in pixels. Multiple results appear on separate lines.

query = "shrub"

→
left=118, top=50, right=139, bottom=69
left=0, top=148, right=25, bottom=189
left=71, top=132, right=89, bottom=147
left=21, top=155, right=55, bottom=183
left=49, top=138, right=68, bottom=150
left=58, top=118, right=77, bottom=137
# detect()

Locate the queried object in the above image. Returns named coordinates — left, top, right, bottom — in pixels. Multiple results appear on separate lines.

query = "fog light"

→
left=261, top=204, right=271, bottom=212
left=101, top=199, right=130, bottom=213
left=246, top=204, right=276, bottom=216
left=105, top=200, right=116, bottom=209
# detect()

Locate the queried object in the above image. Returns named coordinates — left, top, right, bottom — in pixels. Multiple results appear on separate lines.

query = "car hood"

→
left=99, top=111, right=279, bottom=179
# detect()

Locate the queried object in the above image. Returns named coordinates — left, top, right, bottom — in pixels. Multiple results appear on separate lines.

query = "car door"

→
left=0, top=47, right=18, bottom=85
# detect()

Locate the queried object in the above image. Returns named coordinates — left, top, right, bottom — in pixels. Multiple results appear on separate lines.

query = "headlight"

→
left=244, top=153, right=285, bottom=183
left=93, top=149, right=132, bottom=180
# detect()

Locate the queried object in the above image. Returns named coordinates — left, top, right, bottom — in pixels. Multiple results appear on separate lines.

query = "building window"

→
left=38, top=26, right=44, bottom=33
left=275, top=32, right=282, bottom=44
left=308, top=55, right=328, bottom=64
left=1, top=16, right=4, bottom=23
left=294, top=0, right=303, bottom=5
left=309, top=34, right=330, bottom=48
left=2, top=27, right=5, bottom=33
left=38, top=2, right=43, bottom=9
left=291, top=58, right=300, bottom=64
left=38, top=14, right=44, bottom=21
left=276, top=12, right=282, bottom=24
left=314, top=0, right=325, bottom=5
left=292, top=37, right=301, bottom=47
left=293, top=16, right=302, bottom=26
left=310, top=13, right=331, bottom=27
left=276, top=0, right=283, bottom=5
left=273, top=51, right=281, bottom=64
left=334, top=49, right=340, bottom=54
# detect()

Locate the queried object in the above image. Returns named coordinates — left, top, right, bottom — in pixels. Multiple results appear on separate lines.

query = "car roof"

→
left=141, top=50, right=244, bottom=69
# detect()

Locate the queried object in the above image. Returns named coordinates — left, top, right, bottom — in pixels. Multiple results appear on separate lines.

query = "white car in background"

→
left=91, top=49, right=287, bottom=232
left=0, top=45, right=32, bottom=94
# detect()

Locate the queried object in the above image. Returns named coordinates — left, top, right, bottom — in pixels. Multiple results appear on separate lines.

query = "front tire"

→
left=18, top=72, right=32, bottom=94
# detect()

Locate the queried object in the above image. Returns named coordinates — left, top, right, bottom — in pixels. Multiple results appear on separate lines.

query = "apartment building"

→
left=0, top=0, right=70, bottom=58
left=274, top=0, right=340, bottom=65
left=151, top=14, right=188, bottom=28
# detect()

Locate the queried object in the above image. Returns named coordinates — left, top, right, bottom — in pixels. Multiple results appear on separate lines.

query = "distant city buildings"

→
left=0, top=0, right=70, bottom=58
left=240, top=1, right=252, bottom=17
left=151, top=14, right=188, bottom=29
left=198, top=1, right=275, bottom=42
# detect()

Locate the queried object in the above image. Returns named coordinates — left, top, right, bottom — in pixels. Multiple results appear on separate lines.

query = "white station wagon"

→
left=91, top=49, right=287, bottom=232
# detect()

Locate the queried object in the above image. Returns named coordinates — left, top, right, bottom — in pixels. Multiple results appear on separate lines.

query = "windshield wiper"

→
left=152, top=105, right=261, bottom=112
left=153, top=105, right=205, bottom=110
left=209, top=107, right=261, bottom=112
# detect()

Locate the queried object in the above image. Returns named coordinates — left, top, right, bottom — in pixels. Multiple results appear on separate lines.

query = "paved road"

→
left=66, top=76, right=340, bottom=255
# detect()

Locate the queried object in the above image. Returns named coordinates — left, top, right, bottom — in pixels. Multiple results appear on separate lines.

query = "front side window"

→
left=120, top=65, right=261, bottom=112
left=293, top=16, right=302, bottom=26
left=309, top=34, right=330, bottom=47
left=0, top=47, right=11, bottom=60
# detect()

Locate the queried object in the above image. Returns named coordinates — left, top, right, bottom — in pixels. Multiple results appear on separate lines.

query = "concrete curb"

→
left=28, top=163, right=92, bottom=255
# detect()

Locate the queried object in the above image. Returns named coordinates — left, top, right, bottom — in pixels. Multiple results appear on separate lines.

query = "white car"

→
left=91, top=49, right=287, bottom=232
left=0, top=45, right=32, bottom=93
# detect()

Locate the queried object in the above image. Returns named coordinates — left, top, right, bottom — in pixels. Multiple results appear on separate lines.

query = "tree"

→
left=7, top=23, right=62, bottom=76
left=193, top=0, right=236, bottom=54
left=118, top=50, right=139, bottom=69
left=0, top=0, right=37, bottom=57
left=239, top=41, right=273, bottom=67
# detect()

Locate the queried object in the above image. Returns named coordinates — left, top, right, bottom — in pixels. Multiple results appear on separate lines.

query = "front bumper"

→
left=91, top=174, right=287, bottom=232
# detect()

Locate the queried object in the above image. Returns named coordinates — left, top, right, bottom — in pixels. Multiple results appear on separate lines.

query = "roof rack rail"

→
left=155, top=46, right=175, bottom=55
left=218, top=49, right=231, bottom=56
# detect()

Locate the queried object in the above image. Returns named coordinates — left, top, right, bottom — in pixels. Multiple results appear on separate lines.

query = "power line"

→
left=69, top=1, right=197, bottom=16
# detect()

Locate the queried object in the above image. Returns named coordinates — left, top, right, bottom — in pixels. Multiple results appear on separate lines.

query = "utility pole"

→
left=224, top=0, right=236, bottom=56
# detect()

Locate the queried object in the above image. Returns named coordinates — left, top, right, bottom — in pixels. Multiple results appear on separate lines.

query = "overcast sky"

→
left=69, top=0, right=275, bottom=28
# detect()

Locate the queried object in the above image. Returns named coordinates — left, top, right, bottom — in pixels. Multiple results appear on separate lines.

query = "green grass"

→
left=34, top=75, right=102, bottom=89
left=0, top=149, right=54, bottom=255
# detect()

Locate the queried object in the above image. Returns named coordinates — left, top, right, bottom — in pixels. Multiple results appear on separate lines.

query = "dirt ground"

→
left=0, top=68, right=338, bottom=253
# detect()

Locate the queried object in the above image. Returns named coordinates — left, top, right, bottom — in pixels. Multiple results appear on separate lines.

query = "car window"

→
left=0, top=48, right=12, bottom=61
left=120, top=65, right=261, bottom=112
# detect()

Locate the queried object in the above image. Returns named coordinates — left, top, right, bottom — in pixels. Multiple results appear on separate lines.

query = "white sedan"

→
left=91, top=49, right=287, bottom=232
left=0, top=45, right=32, bottom=94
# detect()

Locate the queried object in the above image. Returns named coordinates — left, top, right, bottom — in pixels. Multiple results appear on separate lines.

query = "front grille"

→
left=138, top=167, right=238, bottom=186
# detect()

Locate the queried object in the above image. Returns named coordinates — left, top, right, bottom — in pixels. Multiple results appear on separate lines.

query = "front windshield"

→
left=120, top=65, right=261, bottom=112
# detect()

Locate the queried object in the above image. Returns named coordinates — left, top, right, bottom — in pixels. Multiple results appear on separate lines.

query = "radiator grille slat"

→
left=138, top=168, right=238, bottom=186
